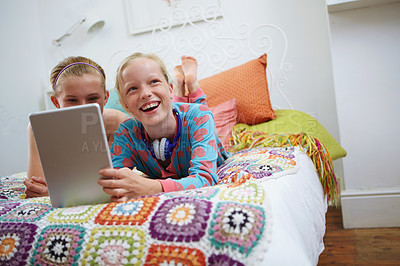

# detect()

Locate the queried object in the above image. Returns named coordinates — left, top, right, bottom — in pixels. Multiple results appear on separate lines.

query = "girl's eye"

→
left=128, top=87, right=137, bottom=92
left=88, top=97, right=100, bottom=102
left=151, top=80, right=160, bottom=84
left=67, top=99, right=78, bottom=103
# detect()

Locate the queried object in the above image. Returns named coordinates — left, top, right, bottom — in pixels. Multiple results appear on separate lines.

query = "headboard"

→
left=106, top=5, right=293, bottom=110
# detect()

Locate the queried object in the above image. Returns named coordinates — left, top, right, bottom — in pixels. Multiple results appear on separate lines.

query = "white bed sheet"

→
left=260, top=151, right=327, bottom=265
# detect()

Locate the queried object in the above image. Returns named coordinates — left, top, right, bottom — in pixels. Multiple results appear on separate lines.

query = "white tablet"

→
left=29, top=103, right=112, bottom=207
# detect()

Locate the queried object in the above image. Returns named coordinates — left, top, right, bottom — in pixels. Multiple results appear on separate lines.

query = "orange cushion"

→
left=199, top=54, right=275, bottom=125
left=210, top=98, right=237, bottom=150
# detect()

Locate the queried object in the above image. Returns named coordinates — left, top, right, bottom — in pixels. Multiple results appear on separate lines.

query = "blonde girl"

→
left=24, top=56, right=127, bottom=198
left=98, top=53, right=229, bottom=202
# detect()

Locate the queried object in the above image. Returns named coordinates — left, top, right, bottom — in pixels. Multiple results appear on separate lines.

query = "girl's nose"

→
left=140, top=86, right=152, bottom=99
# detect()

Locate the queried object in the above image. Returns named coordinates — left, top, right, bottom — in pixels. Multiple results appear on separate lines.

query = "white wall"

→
left=1, top=0, right=341, bottom=186
left=0, top=0, right=47, bottom=175
left=328, top=2, right=400, bottom=227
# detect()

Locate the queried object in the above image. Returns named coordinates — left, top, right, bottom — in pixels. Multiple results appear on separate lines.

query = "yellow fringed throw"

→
left=228, top=125, right=340, bottom=206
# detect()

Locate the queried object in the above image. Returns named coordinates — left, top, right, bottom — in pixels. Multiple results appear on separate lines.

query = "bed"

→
left=0, top=6, right=346, bottom=266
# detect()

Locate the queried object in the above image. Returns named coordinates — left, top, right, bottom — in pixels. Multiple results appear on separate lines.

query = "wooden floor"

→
left=318, top=207, right=400, bottom=265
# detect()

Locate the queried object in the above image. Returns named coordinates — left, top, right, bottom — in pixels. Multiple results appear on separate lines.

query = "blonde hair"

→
left=114, top=52, right=170, bottom=114
left=50, top=56, right=106, bottom=95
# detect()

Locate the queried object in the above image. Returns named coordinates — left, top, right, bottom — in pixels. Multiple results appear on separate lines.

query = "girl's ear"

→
left=104, top=90, right=109, bottom=105
left=50, top=95, right=61, bottom=108
left=169, top=82, right=174, bottom=97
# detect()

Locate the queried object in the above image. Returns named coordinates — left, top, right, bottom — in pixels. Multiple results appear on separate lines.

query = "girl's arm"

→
left=24, top=123, right=48, bottom=198
left=99, top=122, right=164, bottom=201
left=98, top=167, right=162, bottom=202
left=103, top=109, right=128, bottom=147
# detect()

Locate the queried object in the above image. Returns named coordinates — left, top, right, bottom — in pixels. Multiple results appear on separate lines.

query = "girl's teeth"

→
left=143, top=103, right=158, bottom=110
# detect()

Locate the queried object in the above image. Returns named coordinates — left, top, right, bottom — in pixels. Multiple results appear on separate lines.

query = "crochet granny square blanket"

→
left=0, top=146, right=302, bottom=265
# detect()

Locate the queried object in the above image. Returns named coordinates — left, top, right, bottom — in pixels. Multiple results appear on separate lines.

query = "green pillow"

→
left=235, top=109, right=347, bottom=160
left=105, top=89, right=129, bottom=116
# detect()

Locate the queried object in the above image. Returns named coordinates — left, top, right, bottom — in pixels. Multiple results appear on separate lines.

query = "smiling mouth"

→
left=141, top=102, right=160, bottom=112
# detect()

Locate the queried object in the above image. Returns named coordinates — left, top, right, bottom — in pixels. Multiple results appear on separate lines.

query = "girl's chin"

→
left=138, top=114, right=162, bottom=126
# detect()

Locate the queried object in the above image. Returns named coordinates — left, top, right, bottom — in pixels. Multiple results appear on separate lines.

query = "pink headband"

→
left=53, top=62, right=105, bottom=88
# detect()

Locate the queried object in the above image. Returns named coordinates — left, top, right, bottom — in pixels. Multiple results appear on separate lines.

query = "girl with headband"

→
left=98, top=53, right=229, bottom=202
left=24, top=56, right=127, bottom=198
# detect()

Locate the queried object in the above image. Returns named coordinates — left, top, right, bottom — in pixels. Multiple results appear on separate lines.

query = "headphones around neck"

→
left=141, top=109, right=182, bottom=161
